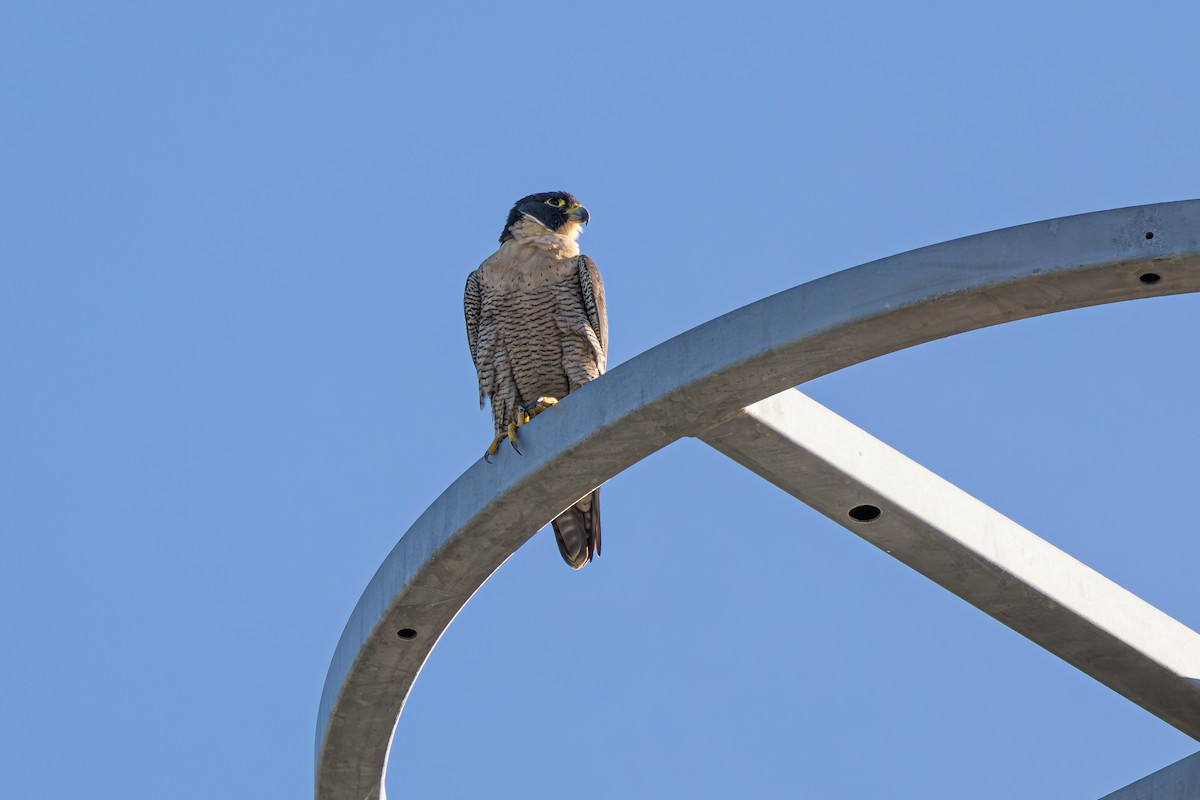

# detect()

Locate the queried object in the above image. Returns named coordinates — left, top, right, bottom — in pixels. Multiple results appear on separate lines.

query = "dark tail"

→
left=551, top=488, right=601, bottom=570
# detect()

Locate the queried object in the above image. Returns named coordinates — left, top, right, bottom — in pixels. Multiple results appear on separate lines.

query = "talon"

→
left=524, top=396, right=560, bottom=421
left=482, top=420, right=526, bottom=462
left=483, top=431, right=507, bottom=463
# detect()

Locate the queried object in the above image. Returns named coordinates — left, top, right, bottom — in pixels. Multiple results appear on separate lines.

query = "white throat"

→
left=507, top=215, right=582, bottom=258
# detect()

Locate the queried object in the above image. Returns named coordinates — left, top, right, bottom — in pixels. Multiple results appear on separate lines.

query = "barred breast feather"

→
left=465, top=253, right=606, bottom=436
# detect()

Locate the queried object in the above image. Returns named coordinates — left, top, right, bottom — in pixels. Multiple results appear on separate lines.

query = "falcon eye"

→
left=545, top=198, right=566, bottom=208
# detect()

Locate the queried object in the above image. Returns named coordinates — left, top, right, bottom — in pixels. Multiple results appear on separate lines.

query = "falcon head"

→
left=499, top=191, right=590, bottom=244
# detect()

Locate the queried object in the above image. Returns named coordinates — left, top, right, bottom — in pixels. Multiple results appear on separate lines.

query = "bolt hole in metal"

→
left=396, top=629, right=417, bottom=640
left=1145, top=231, right=1155, bottom=240
left=1140, top=273, right=1162, bottom=284
left=848, top=504, right=882, bottom=523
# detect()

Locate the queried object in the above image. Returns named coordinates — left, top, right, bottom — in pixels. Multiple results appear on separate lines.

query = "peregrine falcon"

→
left=463, top=191, right=607, bottom=569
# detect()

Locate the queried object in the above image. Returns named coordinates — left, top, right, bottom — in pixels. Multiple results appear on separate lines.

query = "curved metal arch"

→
left=317, top=201, right=1200, bottom=799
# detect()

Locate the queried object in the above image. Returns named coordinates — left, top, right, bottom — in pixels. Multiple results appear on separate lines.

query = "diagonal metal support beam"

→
left=1099, top=750, right=1200, bottom=799
left=700, top=388, right=1200, bottom=738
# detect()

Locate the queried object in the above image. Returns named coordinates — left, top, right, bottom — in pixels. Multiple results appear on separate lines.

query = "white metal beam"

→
left=1099, top=750, right=1200, bottom=799
left=701, top=389, right=1200, bottom=738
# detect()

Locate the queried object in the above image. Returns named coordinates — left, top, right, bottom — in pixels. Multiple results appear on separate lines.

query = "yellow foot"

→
left=519, top=396, right=559, bottom=422
left=483, top=422, right=521, bottom=463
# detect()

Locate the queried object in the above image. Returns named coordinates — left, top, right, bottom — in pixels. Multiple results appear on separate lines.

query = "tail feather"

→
left=551, top=488, right=601, bottom=569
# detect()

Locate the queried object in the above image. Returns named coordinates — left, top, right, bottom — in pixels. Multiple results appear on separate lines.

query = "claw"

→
left=521, top=396, right=559, bottom=421
left=483, top=422, right=523, bottom=463
left=483, top=430, right=507, bottom=463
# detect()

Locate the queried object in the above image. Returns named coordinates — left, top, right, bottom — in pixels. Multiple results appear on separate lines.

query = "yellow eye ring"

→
left=544, top=197, right=566, bottom=208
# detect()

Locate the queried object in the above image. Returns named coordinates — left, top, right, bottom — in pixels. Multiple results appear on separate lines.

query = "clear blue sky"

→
left=3, top=3, right=1199, bottom=798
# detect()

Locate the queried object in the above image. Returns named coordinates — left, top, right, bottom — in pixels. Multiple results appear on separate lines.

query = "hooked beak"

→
left=567, top=204, right=589, bottom=225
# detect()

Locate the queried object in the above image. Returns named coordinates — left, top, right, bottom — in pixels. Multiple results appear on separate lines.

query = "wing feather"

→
left=463, top=270, right=484, bottom=408
left=577, top=255, right=608, bottom=373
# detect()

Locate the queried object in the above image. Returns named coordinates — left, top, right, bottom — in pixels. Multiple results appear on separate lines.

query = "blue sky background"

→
left=3, top=2, right=1199, bottom=798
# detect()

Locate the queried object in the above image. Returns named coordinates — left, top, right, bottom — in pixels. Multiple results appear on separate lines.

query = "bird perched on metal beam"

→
left=463, top=191, right=608, bottom=569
